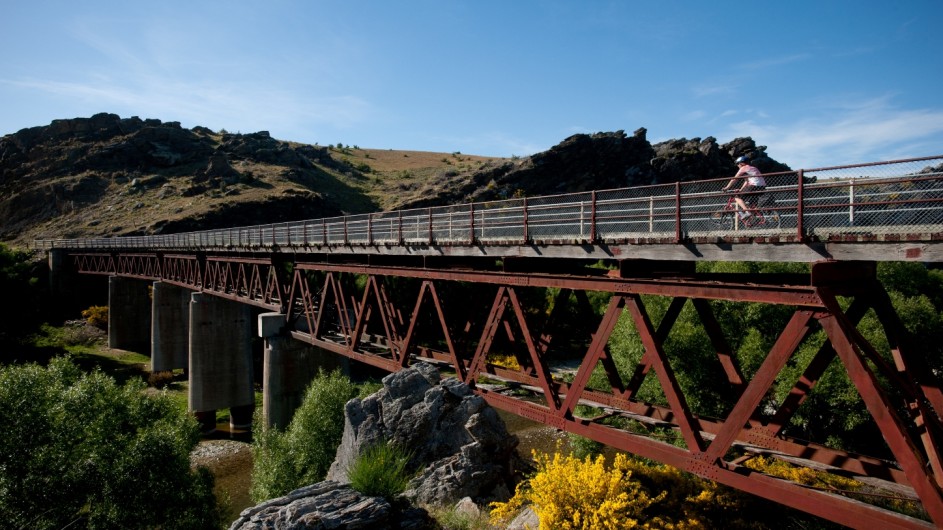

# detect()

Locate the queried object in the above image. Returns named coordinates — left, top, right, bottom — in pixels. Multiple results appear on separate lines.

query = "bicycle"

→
left=710, top=191, right=779, bottom=229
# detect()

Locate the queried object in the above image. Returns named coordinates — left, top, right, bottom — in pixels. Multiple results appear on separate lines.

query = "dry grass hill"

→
left=0, top=113, right=787, bottom=248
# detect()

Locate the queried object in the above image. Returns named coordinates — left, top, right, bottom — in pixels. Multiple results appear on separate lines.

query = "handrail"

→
left=32, top=155, right=943, bottom=251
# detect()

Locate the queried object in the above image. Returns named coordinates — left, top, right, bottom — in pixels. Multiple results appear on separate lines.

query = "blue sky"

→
left=2, top=1, right=941, bottom=169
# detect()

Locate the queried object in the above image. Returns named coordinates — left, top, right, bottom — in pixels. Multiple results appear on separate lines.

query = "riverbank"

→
left=191, top=439, right=254, bottom=523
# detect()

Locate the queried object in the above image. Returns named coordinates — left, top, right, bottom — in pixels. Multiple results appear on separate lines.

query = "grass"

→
left=427, top=505, right=498, bottom=530
left=348, top=442, right=414, bottom=501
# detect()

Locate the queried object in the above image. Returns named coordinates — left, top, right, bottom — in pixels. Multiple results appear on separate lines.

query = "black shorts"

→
left=739, top=185, right=766, bottom=205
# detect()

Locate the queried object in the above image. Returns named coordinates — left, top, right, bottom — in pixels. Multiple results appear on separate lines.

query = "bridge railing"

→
left=32, top=155, right=943, bottom=251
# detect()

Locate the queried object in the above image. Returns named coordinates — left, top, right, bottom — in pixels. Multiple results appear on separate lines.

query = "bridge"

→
left=36, top=155, right=943, bottom=529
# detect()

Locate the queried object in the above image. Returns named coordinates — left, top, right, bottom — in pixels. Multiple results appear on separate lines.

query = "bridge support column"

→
left=151, top=282, right=190, bottom=372
left=108, top=276, right=151, bottom=353
left=48, top=249, right=73, bottom=301
left=259, top=312, right=348, bottom=430
left=188, top=292, right=254, bottom=435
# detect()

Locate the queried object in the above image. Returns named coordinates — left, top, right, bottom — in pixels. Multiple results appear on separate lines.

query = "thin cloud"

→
left=738, top=53, right=810, bottom=71
left=724, top=100, right=943, bottom=168
left=4, top=76, right=371, bottom=139
left=693, top=83, right=738, bottom=98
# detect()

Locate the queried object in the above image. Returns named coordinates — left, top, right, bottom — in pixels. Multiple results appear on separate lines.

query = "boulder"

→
left=327, top=362, right=518, bottom=506
left=228, top=481, right=436, bottom=530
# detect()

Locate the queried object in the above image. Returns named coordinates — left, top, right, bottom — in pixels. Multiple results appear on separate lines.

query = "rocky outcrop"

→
left=327, top=362, right=518, bottom=506
left=396, top=129, right=792, bottom=209
left=0, top=114, right=356, bottom=242
left=228, top=481, right=436, bottom=530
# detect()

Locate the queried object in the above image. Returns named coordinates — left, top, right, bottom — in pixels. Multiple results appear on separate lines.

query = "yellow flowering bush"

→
left=744, top=456, right=923, bottom=519
left=81, top=305, right=109, bottom=329
left=488, top=352, right=522, bottom=370
left=490, top=448, right=749, bottom=529
left=744, top=455, right=861, bottom=490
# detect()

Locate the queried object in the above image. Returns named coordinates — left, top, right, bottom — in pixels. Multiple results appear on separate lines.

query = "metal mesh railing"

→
left=32, top=155, right=943, bottom=252
left=799, top=158, right=943, bottom=235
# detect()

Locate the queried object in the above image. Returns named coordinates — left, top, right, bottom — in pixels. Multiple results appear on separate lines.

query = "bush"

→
left=250, top=369, right=360, bottom=502
left=348, top=442, right=413, bottom=500
left=490, top=448, right=751, bottom=529
left=148, top=370, right=177, bottom=389
left=0, top=357, right=220, bottom=529
left=81, top=305, right=109, bottom=329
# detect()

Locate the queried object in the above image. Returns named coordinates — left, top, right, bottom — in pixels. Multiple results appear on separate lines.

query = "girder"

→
left=66, top=251, right=943, bottom=529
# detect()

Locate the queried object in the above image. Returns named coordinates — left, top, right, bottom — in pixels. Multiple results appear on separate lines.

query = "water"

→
left=191, top=425, right=255, bottom=523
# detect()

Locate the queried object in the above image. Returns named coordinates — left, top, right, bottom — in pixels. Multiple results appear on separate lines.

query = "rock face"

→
left=396, top=128, right=793, bottom=209
left=228, top=481, right=436, bottom=530
left=327, top=362, right=518, bottom=506
left=0, top=113, right=345, bottom=242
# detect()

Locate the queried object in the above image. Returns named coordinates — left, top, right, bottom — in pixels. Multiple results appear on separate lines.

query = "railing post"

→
left=343, top=217, right=349, bottom=246
left=322, top=219, right=328, bottom=246
left=580, top=202, right=586, bottom=239
left=398, top=211, right=403, bottom=245
left=523, top=197, right=529, bottom=243
left=649, top=196, right=654, bottom=233
left=428, top=209, right=433, bottom=245
left=849, top=178, right=856, bottom=226
left=590, top=191, right=598, bottom=242
left=367, top=214, right=373, bottom=246
left=674, top=182, right=682, bottom=242
left=303, top=220, right=308, bottom=247
left=797, top=169, right=805, bottom=240
left=470, top=203, right=475, bottom=244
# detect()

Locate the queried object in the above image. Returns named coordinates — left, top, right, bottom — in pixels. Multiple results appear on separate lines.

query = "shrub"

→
left=148, top=369, right=176, bottom=389
left=348, top=442, right=413, bottom=500
left=81, top=305, right=109, bottom=329
left=490, top=448, right=750, bottom=529
left=0, top=357, right=220, bottom=529
left=745, top=455, right=860, bottom=491
left=251, top=369, right=360, bottom=502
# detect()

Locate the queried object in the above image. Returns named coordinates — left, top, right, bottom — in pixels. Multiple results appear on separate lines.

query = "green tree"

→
left=603, top=260, right=943, bottom=455
left=0, top=244, right=46, bottom=359
left=251, top=369, right=362, bottom=501
left=0, top=357, right=220, bottom=529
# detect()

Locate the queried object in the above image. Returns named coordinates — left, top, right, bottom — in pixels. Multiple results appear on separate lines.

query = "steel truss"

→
left=71, top=252, right=943, bottom=529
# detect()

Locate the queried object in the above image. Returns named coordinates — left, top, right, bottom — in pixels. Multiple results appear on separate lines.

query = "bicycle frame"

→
left=712, top=192, right=775, bottom=229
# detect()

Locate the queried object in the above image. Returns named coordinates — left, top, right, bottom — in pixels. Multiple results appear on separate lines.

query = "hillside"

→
left=0, top=113, right=790, bottom=248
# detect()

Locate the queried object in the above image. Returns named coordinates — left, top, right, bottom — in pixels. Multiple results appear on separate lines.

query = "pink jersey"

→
left=736, top=164, right=765, bottom=186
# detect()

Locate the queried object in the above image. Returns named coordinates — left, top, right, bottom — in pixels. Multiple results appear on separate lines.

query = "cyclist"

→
left=722, top=155, right=766, bottom=218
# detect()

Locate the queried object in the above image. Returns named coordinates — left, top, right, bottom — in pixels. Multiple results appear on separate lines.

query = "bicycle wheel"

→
left=710, top=212, right=733, bottom=229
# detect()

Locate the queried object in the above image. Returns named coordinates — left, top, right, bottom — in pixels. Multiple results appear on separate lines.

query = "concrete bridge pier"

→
left=259, top=312, right=349, bottom=430
left=188, top=292, right=254, bottom=435
left=151, top=282, right=190, bottom=373
left=108, top=276, right=151, bottom=354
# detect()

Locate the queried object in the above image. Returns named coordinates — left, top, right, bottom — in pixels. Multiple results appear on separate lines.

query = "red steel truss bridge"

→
left=36, top=155, right=943, bottom=528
